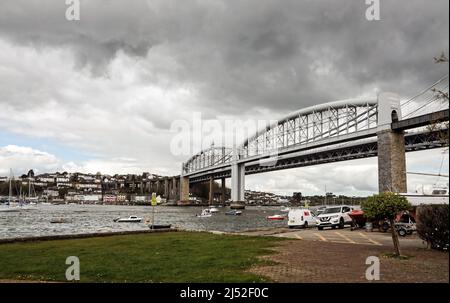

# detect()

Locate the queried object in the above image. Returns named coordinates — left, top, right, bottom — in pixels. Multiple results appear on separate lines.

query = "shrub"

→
left=416, top=204, right=449, bottom=251
left=361, top=192, right=411, bottom=256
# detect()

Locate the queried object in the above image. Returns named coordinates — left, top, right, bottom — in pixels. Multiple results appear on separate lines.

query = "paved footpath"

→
left=247, top=239, right=448, bottom=283
left=241, top=227, right=449, bottom=282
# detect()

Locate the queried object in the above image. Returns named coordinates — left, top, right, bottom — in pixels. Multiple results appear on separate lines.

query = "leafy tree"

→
left=361, top=192, right=411, bottom=256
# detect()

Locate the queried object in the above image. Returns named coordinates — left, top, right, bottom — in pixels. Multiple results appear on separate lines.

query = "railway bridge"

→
left=178, top=77, right=449, bottom=206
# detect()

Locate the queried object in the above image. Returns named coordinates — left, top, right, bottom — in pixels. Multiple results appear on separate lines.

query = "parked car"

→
left=315, top=206, right=327, bottom=216
left=379, top=212, right=417, bottom=236
left=288, top=208, right=317, bottom=228
left=316, top=205, right=354, bottom=230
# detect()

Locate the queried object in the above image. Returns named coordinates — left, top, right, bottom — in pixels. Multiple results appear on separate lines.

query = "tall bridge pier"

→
left=231, top=145, right=245, bottom=201
left=180, top=174, right=190, bottom=203
left=377, top=93, right=407, bottom=193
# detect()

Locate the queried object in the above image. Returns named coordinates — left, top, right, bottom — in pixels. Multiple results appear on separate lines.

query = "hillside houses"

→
left=0, top=170, right=171, bottom=204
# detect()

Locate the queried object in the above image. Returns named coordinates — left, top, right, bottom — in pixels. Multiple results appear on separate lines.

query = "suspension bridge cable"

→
left=403, top=83, right=449, bottom=118
left=401, top=74, right=449, bottom=107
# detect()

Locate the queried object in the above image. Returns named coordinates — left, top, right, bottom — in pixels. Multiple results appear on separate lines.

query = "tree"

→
left=361, top=192, right=411, bottom=256
left=427, top=52, right=449, bottom=145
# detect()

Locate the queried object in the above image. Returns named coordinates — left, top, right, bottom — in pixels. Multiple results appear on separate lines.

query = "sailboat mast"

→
left=8, top=169, right=12, bottom=205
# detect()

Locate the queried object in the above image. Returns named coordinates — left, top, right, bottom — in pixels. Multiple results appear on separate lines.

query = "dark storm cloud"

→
left=0, top=0, right=448, bottom=115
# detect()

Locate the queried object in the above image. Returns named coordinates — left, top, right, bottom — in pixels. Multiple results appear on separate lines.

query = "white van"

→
left=288, top=208, right=316, bottom=228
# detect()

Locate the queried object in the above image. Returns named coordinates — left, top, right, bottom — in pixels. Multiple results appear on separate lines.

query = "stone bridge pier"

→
left=179, top=174, right=228, bottom=206
left=377, top=93, right=407, bottom=193
left=146, top=177, right=180, bottom=201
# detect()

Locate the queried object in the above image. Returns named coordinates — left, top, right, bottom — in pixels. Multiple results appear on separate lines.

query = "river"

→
left=0, top=204, right=290, bottom=239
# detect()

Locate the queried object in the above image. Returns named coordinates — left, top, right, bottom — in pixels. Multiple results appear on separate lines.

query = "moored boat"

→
left=196, top=209, right=212, bottom=218
left=225, top=210, right=242, bottom=216
left=113, top=216, right=143, bottom=223
left=209, top=206, right=219, bottom=213
left=266, top=214, right=285, bottom=221
left=149, top=224, right=172, bottom=230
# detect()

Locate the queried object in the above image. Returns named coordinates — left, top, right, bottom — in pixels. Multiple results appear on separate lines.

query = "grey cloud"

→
left=0, top=0, right=448, bottom=180
left=0, top=0, right=448, bottom=115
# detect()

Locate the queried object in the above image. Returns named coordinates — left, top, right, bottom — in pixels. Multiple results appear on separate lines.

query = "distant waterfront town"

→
left=0, top=170, right=365, bottom=206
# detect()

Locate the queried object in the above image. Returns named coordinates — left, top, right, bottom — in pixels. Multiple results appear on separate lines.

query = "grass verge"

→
left=0, top=231, right=284, bottom=283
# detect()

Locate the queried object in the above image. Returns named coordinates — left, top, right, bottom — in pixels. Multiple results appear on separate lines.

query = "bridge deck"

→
left=392, top=109, right=449, bottom=131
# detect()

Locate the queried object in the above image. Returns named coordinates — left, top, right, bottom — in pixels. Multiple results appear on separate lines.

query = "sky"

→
left=0, top=0, right=448, bottom=196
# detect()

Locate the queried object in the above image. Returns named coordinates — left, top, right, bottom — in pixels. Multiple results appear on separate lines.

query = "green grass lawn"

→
left=0, top=232, right=283, bottom=282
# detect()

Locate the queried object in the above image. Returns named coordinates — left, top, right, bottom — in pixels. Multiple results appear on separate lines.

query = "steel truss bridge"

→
left=180, top=75, right=449, bottom=203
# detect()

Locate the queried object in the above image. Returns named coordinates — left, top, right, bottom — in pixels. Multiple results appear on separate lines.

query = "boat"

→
left=400, top=184, right=449, bottom=206
left=280, top=207, right=290, bottom=212
left=209, top=206, right=220, bottom=213
left=266, top=214, right=285, bottom=221
left=0, top=169, right=22, bottom=212
left=225, top=210, right=242, bottom=216
left=149, top=224, right=172, bottom=230
left=113, top=216, right=143, bottom=223
left=196, top=209, right=212, bottom=218
left=50, top=218, right=70, bottom=224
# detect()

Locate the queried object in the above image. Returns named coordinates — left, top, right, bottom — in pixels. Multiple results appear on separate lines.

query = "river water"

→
left=0, top=204, right=289, bottom=239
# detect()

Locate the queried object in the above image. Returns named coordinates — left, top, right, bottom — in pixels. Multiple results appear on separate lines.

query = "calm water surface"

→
left=0, top=204, right=289, bottom=239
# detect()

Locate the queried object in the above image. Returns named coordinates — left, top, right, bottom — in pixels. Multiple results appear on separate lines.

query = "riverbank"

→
left=0, top=228, right=177, bottom=244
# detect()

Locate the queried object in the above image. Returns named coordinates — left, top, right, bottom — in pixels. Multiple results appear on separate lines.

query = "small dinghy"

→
left=149, top=224, right=172, bottom=230
left=113, top=215, right=142, bottom=223
left=225, top=210, right=242, bottom=216
left=50, top=218, right=70, bottom=224
left=196, top=209, right=212, bottom=218
left=266, top=214, right=285, bottom=221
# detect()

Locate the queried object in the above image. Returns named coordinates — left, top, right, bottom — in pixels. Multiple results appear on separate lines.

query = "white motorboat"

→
left=196, top=209, right=212, bottom=218
left=209, top=206, right=219, bottom=213
left=280, top=207, right=290, bottom=212
left=113, top=215, right=143, bottom=223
